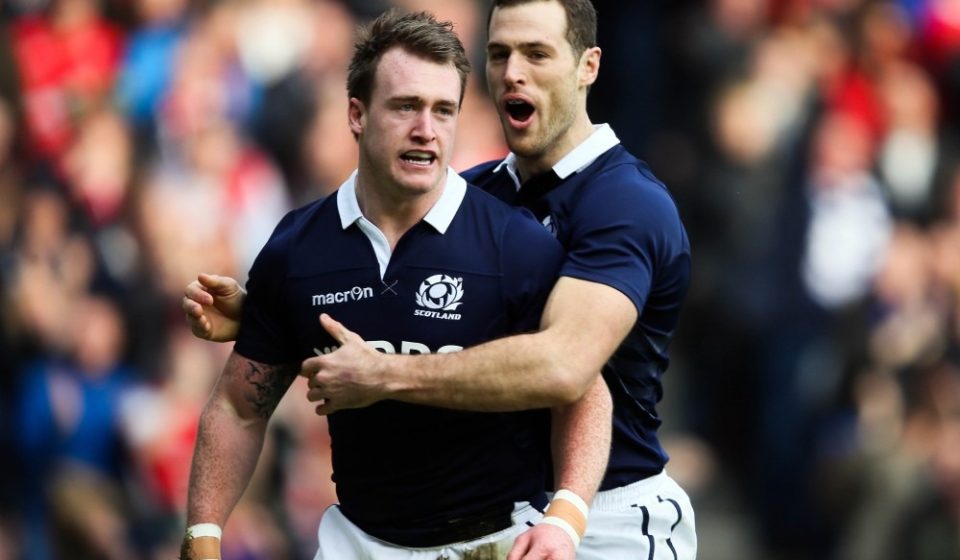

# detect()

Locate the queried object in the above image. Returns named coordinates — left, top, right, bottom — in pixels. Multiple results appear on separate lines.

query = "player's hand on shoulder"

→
left=507, top=523, right=577, bottom=560
left=182, top=273, right=246, bottom=342
left=302, top=313, right=390, bottom=415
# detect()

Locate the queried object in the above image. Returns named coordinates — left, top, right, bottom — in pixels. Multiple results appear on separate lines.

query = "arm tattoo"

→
left=242, top=361, right=298, bottom=419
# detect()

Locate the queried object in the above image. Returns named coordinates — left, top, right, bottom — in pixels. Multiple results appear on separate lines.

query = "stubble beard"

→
left=506, top=97, right=578, bottom=169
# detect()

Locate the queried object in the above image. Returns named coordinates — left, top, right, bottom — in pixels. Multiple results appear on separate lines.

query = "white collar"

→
left=336, top=167, right=467, bottom=234
left=493, top=123, right=620, bottom=190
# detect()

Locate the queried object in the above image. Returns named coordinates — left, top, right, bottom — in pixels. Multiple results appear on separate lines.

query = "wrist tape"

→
left=538, top=489, right=589, bottom=547
left=185, top=523, right=221, bottom=560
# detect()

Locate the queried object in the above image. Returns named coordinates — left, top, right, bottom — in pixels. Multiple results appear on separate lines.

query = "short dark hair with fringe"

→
left=487, top=0, right=597, bottom=56
left=347, top=9, right=471, bottom=106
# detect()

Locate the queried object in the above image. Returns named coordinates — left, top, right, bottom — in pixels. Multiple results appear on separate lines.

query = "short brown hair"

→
left=488, top=0, right=597, bottom=57
left=347, top=9, right=471, bottom=106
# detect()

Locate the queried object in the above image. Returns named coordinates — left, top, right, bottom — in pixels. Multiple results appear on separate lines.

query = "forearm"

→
left=185, top=399, right=268, bottom=527
left=385, top=277, right=634, bottom=411
left=185, top=353, right=297, bottom=534
left=550, top=375, right=611, bottom=502
left=388, top=331, right=584, bottom=411
left=304, top=278, right=635, bottom=414
left=529, top=375, right=611, bottom=551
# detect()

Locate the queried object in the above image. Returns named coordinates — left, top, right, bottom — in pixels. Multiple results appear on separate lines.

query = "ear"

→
left=348, top=97, right=365, bottom=137
left=578, top=46, right=601, bottom=88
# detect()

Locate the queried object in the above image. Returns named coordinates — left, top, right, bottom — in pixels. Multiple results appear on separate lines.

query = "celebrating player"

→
left=184, top=0, right=697, bottom=558
left=179, top=9, right=611, bottom=560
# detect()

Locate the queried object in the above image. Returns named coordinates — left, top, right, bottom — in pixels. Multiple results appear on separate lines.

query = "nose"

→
left=410, top=109, right=435, bottom=143
left=502, top=53, right=526, bottom=86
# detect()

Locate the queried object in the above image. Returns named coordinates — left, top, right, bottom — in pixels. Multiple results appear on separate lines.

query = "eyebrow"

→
left=389, top=95, right=459, bottom=108
left=487, top=40, right=556, bottom=51
left=389, top=96, right=422, bottom=104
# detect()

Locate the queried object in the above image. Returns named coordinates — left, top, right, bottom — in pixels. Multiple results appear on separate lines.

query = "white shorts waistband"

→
left=591, top=470, right=675, bottom=511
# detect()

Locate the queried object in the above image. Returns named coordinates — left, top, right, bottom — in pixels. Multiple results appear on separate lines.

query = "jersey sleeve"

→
left=234, top=210, right=301, bottom=365
left=562, top=168, right=690, bottom=315
left=500, top=208, right=566, bottom=332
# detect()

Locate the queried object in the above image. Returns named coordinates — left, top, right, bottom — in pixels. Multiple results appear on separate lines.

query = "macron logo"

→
left=312, top=286, right=374, bottom=306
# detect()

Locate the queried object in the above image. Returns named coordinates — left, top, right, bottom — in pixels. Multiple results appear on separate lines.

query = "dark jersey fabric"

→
left=236, top=184, right=565, bottom=542
left=464, top=144, right=691, bottom=490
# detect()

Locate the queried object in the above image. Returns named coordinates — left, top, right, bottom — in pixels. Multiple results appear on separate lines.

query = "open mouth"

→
left=400, top=150, right=436, bottom=167
left=504, top=99, right=535, bottom=124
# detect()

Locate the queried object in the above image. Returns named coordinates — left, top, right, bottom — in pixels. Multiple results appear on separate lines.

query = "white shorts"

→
left=313, top=502, right=543, bottom=560
left=579, top=471, right=697, bottom=560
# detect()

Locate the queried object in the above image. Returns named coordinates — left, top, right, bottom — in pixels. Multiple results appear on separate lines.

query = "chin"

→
left=397, top=172, right=443, bottom=193
left=506, top=136, right=543, bottom=159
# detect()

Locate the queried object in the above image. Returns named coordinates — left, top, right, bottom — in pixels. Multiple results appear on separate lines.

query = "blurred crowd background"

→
left=0, top=0, right=959, bottom=558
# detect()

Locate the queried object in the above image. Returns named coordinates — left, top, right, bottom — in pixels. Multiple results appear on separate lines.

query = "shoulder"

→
left=254, top=195, right=335, bottom=266
left=460, top=159, right=503, bottom=183
left=579, top=149, right=685, bottom=232
left=269, top=195, right=335, bottom=243
left=590, top=149, right=675, bottom=204
left=460, top=181, right=516, bottom=219
left=461, top=159, right=517, bottom=197
left=286, top=194, right=336, bottom=232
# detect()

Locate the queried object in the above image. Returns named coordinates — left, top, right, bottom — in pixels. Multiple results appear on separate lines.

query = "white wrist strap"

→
left=553, top=489, right=590, bottom=517
left=186, top=523, right=222, bottom=540
left=539, top=515, right=582, bottom=546
left=538, top=488, right=590, bottom=547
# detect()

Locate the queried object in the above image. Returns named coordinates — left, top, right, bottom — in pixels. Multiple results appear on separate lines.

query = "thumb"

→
left=198, top=272, right=240, bottom=295
left=299, top=355, right=320, bottom=379
left=314, top=401, right=338, bottom=416
left=319, top=313, right=351, bottom=345
left=507, top=532, right=532, bottom=560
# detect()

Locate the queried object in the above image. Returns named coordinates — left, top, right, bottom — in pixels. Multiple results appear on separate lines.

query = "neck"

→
left=515, top=113, right=595, bottom=182
left=354, top=169, right=446, bottom=250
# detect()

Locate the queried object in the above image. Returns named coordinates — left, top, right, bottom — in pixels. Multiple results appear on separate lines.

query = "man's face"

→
left=486, top=1, right=583, bottom=163
left=350, top=47, right=461, bottom=196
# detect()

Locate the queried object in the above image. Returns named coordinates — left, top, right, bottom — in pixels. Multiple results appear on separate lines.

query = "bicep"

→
left=539, top=276, right=637, bottom=373
left=212, top=351, right=299, bottom=421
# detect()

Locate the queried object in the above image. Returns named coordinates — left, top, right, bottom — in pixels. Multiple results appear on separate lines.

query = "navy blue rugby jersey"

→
left=234, top=169, right=564, bottom=544
left=462, top=125, right=692, bottom=491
